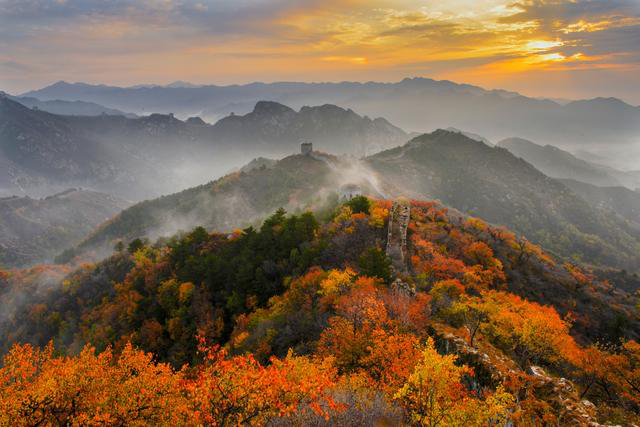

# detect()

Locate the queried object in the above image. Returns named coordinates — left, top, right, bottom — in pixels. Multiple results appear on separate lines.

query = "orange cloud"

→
left=0, top=0, right=638, bottom=102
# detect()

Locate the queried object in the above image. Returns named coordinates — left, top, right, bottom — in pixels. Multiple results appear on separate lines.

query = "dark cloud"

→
left=500, top=0, right=640, bottom=25
left=561, top=24, right=640, bottom=58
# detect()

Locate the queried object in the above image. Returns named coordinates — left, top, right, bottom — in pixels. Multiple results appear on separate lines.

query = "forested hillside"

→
left=1, top=197, right=639, bottom=425
left=366, top=131, right=640, bottom=271
left=64, top=130, right=640, bottom=273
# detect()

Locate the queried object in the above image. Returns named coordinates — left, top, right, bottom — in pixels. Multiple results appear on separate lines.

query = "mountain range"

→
left=4, top=90, right=640, bottom=273
left=497, top=137, right=640, bottom=189
left=21, top=78, right=640, bottom=170
left=0, top=95, right=406, bottom=199
left=1, top=92, right=135, bottom=117
left=3, top=82, right=640, bottom=423
left=559, top=179, right=640, bottom=229
left=58, top=130, right=640, bottom=273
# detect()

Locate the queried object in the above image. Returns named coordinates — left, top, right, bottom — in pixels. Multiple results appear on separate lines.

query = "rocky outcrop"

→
left=430, top=325, right=606, bottom=426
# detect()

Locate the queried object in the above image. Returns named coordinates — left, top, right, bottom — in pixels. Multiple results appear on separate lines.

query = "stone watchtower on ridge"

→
left=300, top=142, right=313, bottom=156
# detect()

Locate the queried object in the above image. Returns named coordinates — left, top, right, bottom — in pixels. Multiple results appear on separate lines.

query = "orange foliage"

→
left=395, top=337, right=513, bottom=427
left=317, top=279, right=386, bottom=371
left=0, top=342, right=188, bottom=426
left=0, top=339, right=343, bottom=426
left=362, top=330, right=422, bottom=393
left=479, top=291, right=580, bottom=367
left=186, top=338, right=341, bottom=425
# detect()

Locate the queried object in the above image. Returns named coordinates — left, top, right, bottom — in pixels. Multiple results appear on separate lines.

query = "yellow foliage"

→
left=318, top=268, right=356, bottom=296
left=395, top=337, right=514, bottom=426
left=178, top=282, right=195, bottom=304
left=369, top=206, right=389, bottom=228
left=334, top=206, right=353, bottom=224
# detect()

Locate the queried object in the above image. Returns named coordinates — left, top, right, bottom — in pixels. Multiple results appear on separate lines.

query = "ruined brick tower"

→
left=300, top=142, right=313, bottom=155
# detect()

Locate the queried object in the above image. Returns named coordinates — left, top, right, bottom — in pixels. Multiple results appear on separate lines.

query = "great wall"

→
left=385, top=201, right=411, bottom=274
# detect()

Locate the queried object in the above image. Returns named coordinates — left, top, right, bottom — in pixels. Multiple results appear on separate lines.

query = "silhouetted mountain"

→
left=0, top=189, right=128, bottom=267
left=498, top=137, right=640, bottom=190
left=62, top=130, right=640, bottom=272
left=591, top=167, right=640, bottom=191
left=22, top=78, right=640, bottom=169
left=211, top=101, right=407, bottom=155
left=0, top=95, right=193, bottom=198
left=3, top=93, right=135, bottom=117
left=0, top=96, right=404, bottom=198
left=497, top=137, right=621, bottom=187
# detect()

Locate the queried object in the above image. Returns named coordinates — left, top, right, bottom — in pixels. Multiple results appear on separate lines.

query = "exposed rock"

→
left=390, top=278, right=415, bottom=297
left=430, top=325, right=606, bottom=426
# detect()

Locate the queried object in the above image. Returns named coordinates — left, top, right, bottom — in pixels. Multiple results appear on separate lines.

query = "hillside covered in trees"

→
left=62, top=130, right=640, bottom=274
left=1, top=197, right=639, bottom=425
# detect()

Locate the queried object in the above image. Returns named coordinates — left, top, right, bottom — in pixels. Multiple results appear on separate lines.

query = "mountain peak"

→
left=252, top=101, right=295, bottom=115
left=166, top=81, right=201, bottom=89
left=430, top=128, right=474, bottom=140
left=48, top=80, right=81, bottom=89
left=567, top=96, right=633, bottom=110
left=497, top=137, right=538, bottom=148
left=186, top=116, right=206, bottom=125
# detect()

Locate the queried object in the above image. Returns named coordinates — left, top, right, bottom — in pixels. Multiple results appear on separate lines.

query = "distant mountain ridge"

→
left=1, top=92, right=135, bottom=117
left=0, top=189, right=129, bottom=267
left=497, top=137, right=621, bottom=187
left=497, top=137, right=640, bottom=190
left=0, top=95, right=406, bottom=199
left=212, top=101, right=406, bottom=154
left=21, top=78, right=640, bottom=169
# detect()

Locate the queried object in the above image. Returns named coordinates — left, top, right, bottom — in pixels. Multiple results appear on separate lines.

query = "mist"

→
left=18, top=78, right=640, bottom=171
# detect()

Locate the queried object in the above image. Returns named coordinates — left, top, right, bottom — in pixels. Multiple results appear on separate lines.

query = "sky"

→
left=1, top=0, right=640, bottom=103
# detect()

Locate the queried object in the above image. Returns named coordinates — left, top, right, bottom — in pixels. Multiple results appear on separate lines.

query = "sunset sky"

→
left=1, top=0, right=639, bottom=103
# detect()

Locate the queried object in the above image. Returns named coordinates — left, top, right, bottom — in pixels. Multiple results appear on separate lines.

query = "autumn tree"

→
left=429, top=279, right=465, bottom=315
left=0, top=342, right=189, bottom=426
left=361, top=329, right=422, bottom=393
left=318, top=277, right=387, bottom=371
left=369, top=201, right=390, bottom=228
left=449, top=296, right=489, bottom=347
left=395, top=337, right=513, bottom=427
left=185, top=339, right=341, bottom=425
left=479, top=291, right=579, bottom=368
left=345, top=195, right=371, bottom=215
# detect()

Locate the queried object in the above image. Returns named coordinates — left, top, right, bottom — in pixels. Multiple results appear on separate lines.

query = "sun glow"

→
left=537, top=53, right=566, bottom=62
left=526, top=40, right=564, bottom=51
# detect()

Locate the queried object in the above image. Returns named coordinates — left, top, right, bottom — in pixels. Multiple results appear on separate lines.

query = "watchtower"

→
left=300, top=142, right=313, bottom=156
